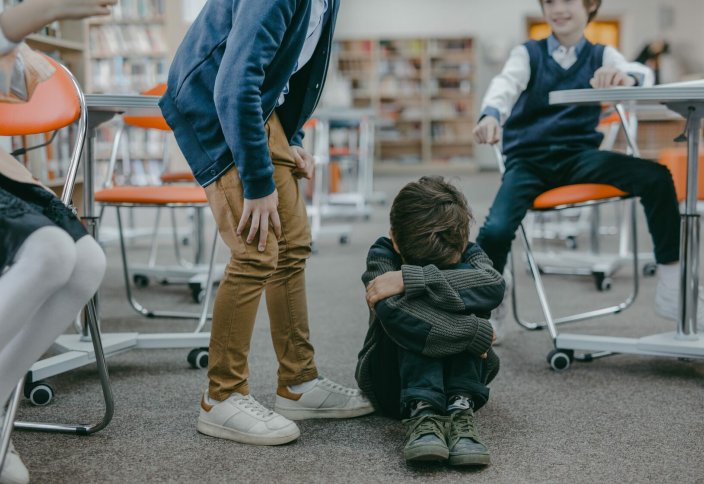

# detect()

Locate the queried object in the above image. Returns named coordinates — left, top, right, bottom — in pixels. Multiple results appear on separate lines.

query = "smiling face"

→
left=540, top=0, right=598, bottom=45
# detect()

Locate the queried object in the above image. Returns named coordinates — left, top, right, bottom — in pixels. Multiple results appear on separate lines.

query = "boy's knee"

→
left=478, top=222, right=515, bottom=246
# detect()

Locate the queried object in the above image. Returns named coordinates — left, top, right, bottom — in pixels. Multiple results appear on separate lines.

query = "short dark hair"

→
left=538, top=0, right=602, bottom=22
left=389, top=176, right=472, bottom=267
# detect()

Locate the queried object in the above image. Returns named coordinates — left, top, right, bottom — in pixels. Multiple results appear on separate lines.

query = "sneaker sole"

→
left=273, top=404, right=374, bottom=420
left=448, top=452, right=491, bottom=466
left=197, top=418, right=300, bottom=446
left=404, top=444, right=449, bottom=462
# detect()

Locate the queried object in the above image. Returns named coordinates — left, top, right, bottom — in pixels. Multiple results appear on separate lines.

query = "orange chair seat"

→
left=123, top=84, right=170, bottom=131
left=95, top=185, right=207, bottom=205
left=533, top=184, right=628, bottom=210
left=160, top=171, right=196, bottom=183
left=658, top=147, right=704, bottom=202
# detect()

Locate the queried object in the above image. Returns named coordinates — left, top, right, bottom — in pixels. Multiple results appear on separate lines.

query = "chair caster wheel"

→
left=187, top=348, right=209, bottom=369
left=547, top=349, right=573, bottom=371
left=191, top=287, right=205, bottom=304
left=643, top=262, right=657, bottom=277
left=565, top=235, right=578, bottom=250
left=24, top=381, right=54, bottom=406
left=133, top=274, right=150, bottom=288
left=594, top=273, right=612, bottom=291
left=339, top=235, right=349, bottom=245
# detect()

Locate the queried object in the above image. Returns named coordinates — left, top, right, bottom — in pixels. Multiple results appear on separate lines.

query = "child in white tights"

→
left=0, top=1, right=116, bottom=483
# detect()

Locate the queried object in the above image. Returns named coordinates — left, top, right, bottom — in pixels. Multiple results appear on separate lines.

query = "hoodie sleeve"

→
left=213, top=0, right=298, bottom=200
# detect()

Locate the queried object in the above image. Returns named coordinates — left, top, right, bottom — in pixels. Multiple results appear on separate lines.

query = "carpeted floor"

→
left=11, top=171, right=704, bottom=483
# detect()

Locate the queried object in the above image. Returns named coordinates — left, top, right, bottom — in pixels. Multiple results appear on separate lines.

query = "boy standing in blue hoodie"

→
left=160, top=0, right=373, bottom=446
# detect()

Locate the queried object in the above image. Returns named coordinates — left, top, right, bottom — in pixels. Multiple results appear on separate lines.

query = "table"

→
left=26, top=95, right=211, bottom=401
left=548, top=85, right=704, bottom=359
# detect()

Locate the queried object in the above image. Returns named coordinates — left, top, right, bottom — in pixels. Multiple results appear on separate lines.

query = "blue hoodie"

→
left=159, top=0, right=339, bottom=199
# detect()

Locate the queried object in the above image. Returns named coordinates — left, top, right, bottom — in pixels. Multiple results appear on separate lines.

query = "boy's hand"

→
left=473, top=116, right=501, bottom=145
left=237, top=190, right=282, bottom=252
left=480, top=330, right=497, bottom=359
left=590, top=67, right=636, bottom=88
left=366, top=271, right=404, bottom=309
left=291, top=146, right=315, bottom=180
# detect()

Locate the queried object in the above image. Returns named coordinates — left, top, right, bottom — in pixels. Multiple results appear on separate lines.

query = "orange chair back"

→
left=658, top=147, right=704, bottom=202
left=0, top=56, right=80, bottom=135
left=533, top=184, right=628, bottom=210
left=123, top=83, right=170, bottom=131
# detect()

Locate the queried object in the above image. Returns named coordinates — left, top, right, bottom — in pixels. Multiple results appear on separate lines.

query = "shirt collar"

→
left=547, top=34, right=587, bottom=56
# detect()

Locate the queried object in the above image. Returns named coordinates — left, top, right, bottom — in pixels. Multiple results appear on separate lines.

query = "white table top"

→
left=550, top=86, right=704, bottom=108
left=84, top=94, right=161, bottom=117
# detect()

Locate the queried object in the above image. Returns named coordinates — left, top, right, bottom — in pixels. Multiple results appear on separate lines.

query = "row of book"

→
left=89, top=24, right=167, bottom=57
left=107, top=0, right=165, bottom=21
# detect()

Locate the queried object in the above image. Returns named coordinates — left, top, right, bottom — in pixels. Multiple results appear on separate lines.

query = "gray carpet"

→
left=11, top=171, right=704, bottom=483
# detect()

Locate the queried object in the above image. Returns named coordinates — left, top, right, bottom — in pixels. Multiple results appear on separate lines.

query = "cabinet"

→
left=334, top=36, right=476, bottom=169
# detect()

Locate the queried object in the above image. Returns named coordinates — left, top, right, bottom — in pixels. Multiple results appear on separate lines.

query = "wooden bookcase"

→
left=334, top=36, right=476, bottom=168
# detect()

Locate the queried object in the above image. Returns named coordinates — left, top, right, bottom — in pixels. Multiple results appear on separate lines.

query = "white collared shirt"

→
left=278, top=0, right=328, bottom=106
left=0, top=5, right=19, bottom=56
left=481, top=35, right=654, bottom=124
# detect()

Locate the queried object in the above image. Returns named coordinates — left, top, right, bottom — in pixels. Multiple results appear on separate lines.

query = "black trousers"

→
left=398, top=347, right=491, bottom=416
left=476, top=148, right=681, bottom=274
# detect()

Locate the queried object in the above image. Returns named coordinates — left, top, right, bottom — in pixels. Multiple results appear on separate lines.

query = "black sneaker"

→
left=447, top=408, right=490, bottom=466
left=402, top=413, right=449, bottom=463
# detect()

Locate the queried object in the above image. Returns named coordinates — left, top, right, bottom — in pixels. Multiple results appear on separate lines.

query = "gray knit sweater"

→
left=355, top=237, right=504, bottom=417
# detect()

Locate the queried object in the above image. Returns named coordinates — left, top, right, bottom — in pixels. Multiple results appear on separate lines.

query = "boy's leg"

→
left=565, top=149, right=680, bottom=265
left=443, top=352, right=493, bottom=466
left=199, top=116, right=301, bottom=445
left=265, top=115, right=373, bottom=419
left=565, top=149, right=686, bottom=322
left=476, top=162, right=550, bottom=274
left=397, top=348, right=449, bottom=462
left=263, top=115, right=318, bottom=388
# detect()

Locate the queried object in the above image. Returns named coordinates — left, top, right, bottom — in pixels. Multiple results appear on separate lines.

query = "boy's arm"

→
left=362, top=237, right=402, bottom=287
left=479, top=45, right=531, bottom=125
left=402, top=243, right=505, bottom=316
left=374, top=296, right=495, bottom=359
left=213, top=0, right=297, bottom=200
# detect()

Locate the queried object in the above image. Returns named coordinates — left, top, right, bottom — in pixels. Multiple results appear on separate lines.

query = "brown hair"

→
left=538, top=0, right=602, bottom=22
left=389, top=176, right=472, bottom=267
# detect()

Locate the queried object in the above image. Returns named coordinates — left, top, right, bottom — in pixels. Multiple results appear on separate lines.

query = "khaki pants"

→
left=204, top=113, right=317, bottom=400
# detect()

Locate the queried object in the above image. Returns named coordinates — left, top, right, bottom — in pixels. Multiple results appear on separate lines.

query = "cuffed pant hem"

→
left=277, top=367, right=319, bottom=387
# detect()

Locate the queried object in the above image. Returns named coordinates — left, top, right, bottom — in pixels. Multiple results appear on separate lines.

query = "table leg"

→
left=678, top=114, right=702, bottom=338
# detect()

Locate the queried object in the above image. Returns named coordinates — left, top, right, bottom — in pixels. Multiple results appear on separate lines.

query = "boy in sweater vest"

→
left=356, top=176, right=505, bottom=466
left=473, top=0, right=684, bottom=337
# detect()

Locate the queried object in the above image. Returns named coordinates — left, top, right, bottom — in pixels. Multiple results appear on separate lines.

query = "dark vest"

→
left=502, top=39, right=605, bottom=158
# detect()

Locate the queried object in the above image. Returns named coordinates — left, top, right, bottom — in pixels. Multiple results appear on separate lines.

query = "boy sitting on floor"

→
left=356, top=176, right=504, bottom=466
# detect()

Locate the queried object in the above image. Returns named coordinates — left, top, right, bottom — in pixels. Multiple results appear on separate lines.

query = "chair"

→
left=95, top=84, right=219, bottom=318
left=0, top=56, right=114, bottom=463
left=495, top=103, right=642, bottom=370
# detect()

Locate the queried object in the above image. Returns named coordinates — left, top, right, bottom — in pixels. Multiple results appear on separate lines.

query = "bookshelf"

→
left=334, top=36, right=476, bottom=168
left=86, top=0, right=168, bottom=94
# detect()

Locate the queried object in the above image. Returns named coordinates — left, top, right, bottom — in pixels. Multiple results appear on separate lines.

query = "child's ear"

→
left=587, top=0, right=598, bottom=14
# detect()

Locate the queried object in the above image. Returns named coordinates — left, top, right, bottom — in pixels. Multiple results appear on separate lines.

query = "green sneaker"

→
left=402, top=414, right=449, bottom=463
left=447, top=409, right=490, bottom=466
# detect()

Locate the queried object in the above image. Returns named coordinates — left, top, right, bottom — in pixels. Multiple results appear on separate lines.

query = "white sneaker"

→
left=489, top=270, right=512, bottom=345
left=197, top=392, right=300, bottom=446
left=655, top=277, right=704, bottom=330
left=274, top=377, right=374, bottom=420
left=0, top=441, right=29, bottom=484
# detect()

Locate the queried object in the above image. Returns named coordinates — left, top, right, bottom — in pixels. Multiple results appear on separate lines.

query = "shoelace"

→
left=405, top=415, right=445, bottom=440
left=319, top=378, right=357, bottom=396
left=237, top=395, right=274, bottom=419
left=449, top=411, right=479, bottom=441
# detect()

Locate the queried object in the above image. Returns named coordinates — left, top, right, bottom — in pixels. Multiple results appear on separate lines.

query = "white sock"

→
left=289, top=378, right=318, bottom=394
left=657, top=263, right=679, bottom=290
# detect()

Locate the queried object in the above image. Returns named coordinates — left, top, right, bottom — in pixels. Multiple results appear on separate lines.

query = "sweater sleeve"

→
left=400, top=243, right=505, bottom=317
left=362, top=236, right=401, bottom=287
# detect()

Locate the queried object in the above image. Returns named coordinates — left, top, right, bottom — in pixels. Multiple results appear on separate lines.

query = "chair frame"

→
left=496, top=103, right=642, bottom=347
left=0, top=59, right=114, bottom=470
